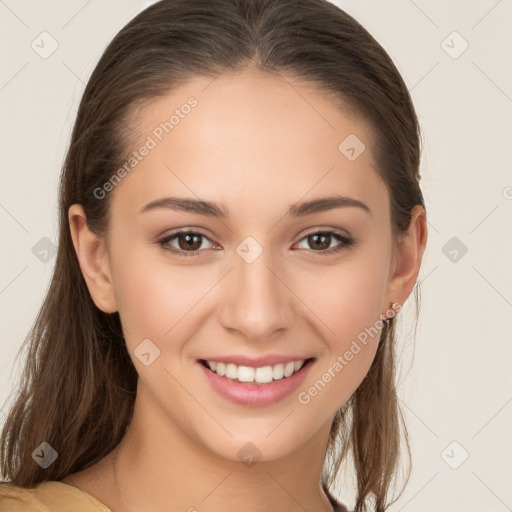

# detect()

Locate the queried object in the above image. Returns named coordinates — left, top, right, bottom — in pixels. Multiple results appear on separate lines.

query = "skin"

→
left=64, top=67, right=427, bottom=512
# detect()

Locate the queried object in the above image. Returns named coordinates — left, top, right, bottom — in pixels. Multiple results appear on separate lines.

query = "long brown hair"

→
left=0, top=1, right=425, bottom=510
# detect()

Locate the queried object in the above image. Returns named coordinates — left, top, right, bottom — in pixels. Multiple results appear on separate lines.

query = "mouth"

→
left=197, top=357, right=315, bottom=407
left=198, top=358, right=315, bottom=385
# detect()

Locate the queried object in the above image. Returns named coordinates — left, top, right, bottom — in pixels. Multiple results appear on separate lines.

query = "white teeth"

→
left=225, top=363, right=238, bottom=379
left=205, top=359, right=308, bottom=384
left=283, top=361, right=295, bottom=377
left=216, top=362, right=225, bottom=376
left=272, top=363, right=284, bottom=380
left=254, top=366, right=273, bottom=384
left=238, top=366, right=255, bottom=383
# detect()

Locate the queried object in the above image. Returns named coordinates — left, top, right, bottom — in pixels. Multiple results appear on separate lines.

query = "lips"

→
left=197, top=357, right=315, bottom=407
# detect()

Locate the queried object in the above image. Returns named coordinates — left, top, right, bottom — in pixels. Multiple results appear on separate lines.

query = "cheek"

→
left=295, top=286, right=384, bottom=419
left=296, top=252, right=388, bottom=344
left=292, top=253, right=389, bottom=407
left=110, top=249, right=210, bottom=349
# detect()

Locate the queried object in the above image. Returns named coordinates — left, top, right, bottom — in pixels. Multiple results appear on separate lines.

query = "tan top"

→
left=0, top=480, right=348, bottom=511
left=0, top=481, right=112, bottom=512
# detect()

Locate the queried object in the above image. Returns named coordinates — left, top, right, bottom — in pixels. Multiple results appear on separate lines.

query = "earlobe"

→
left=384, top=205, right=428, bottom=311
left=68, top=204, right=118, bottom=314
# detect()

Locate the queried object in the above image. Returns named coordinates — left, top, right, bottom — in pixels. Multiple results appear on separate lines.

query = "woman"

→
left=0, top=0, right=427, bottom=511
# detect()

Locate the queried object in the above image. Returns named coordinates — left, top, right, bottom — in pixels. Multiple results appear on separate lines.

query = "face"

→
left=76, top=68, right=409, bottom=463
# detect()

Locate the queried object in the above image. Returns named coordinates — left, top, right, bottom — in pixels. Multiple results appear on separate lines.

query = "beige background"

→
left=1, top=1, right=511, bottom=510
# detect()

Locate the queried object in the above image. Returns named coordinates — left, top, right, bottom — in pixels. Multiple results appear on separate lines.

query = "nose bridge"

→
left=219, top=236, right=292, bottom=339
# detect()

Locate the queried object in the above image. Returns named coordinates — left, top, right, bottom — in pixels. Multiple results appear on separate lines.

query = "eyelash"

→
left=157, top=229, right=356, bottom=257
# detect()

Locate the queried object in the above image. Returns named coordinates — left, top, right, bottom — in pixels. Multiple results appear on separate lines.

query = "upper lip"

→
left=199, top=355, right=314, bottom=368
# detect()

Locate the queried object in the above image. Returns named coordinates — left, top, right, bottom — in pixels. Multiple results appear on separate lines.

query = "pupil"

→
left=180, top=233, right=200, bottom=251
left=311, top=233, right=329, bottom=250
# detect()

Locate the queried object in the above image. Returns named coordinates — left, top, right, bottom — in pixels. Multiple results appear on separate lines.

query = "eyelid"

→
left=162, top=225, right=353, bottom=238
left=156, top=229, right=218, bottom=259
left=157, top=226, right=352, bottom=245
left=292, top=229, right=355, bottom=254
left=158, top=228, right=217, bottom=247
left=298, top=226, right=352, bottom=239
left=157, top=226, right=355, bottom=257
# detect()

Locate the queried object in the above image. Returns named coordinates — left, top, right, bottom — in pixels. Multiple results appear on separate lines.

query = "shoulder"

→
left=0, top=481, right=111, bottom=512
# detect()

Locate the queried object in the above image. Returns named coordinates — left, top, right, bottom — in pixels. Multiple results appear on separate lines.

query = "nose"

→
left=218, top=242, right=294, bottom=342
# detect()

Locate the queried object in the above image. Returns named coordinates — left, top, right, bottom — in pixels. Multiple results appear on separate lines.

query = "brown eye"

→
left=295, top=231, right=355, bottom=254
left=307, top=233, right=331, bottom=251
left=176, top=232, right=203, bottom=251
left=157, top=229, right=355, bottom=258
left=158, top=231, right=215, bottom=257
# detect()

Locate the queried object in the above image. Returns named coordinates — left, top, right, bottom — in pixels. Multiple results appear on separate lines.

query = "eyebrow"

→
left=139, top=194, right=371, bottom=217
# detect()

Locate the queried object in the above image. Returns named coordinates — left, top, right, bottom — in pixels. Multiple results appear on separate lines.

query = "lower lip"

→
left=197, top=359, right=314, bottom=407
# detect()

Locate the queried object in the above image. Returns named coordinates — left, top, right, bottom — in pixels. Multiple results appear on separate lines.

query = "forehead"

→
left=111, top=68, right=388, bottom=222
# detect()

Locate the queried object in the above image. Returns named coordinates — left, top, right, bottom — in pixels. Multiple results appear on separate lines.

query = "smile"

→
left=201, top=359, right=309, bottom=385
left=197, top=358, right=315, bottom=407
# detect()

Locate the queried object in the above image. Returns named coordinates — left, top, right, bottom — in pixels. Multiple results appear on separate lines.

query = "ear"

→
left=68, top=204, right=118, bottom=313
left=383, top=204, right=428, bottom=315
